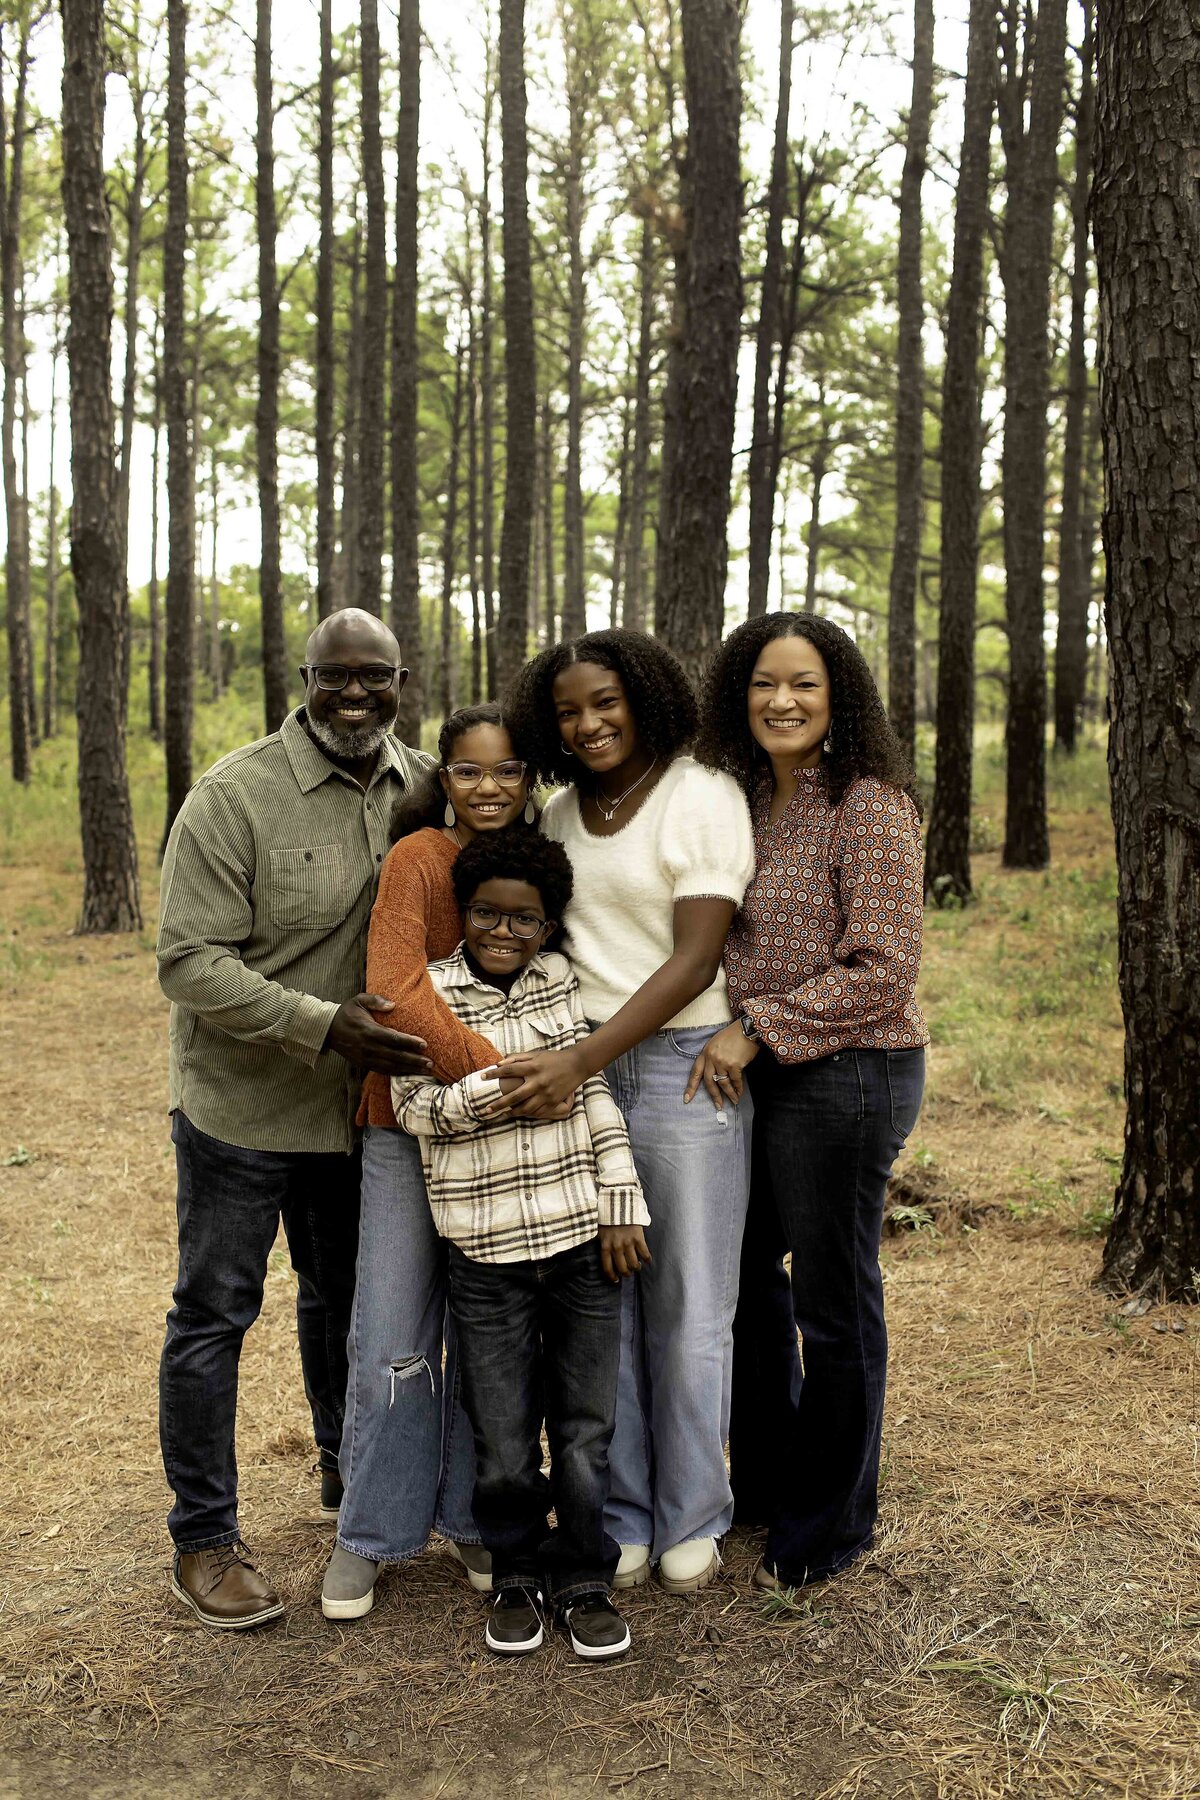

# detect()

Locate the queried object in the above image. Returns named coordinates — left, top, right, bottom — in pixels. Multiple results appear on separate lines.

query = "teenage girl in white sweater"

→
left=497, top=631, right=754, bottom=1591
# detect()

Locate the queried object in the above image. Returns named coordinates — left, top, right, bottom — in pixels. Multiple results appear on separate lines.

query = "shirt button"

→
left=376, top=853, right=383, bottom=863
left=366, top=801, right=373, bottom=811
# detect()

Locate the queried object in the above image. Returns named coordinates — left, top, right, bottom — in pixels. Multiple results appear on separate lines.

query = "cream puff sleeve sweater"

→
left=540, top=755, right=755, bottom=1028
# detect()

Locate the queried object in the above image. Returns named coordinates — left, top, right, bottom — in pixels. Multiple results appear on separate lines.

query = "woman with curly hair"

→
left=322, top=702, right=538, bottom=1621
left=498, top=629, right=755, bottom=1594
left=690, top=612, right=928, bottom=1591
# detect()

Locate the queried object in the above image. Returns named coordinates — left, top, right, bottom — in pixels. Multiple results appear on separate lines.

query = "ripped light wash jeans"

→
left=336, top=1125, right=479, bottom=1561
left=600, top=1026, right=752, bottom=1559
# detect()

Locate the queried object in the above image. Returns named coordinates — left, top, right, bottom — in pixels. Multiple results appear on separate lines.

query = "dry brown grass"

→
left=2, top=748, right=1198, bottom=1799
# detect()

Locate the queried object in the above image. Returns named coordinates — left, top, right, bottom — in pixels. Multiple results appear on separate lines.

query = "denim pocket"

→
left=885, top=1048, right=925, bottom=1140
left=661, top=1026, right=719, bottom=1061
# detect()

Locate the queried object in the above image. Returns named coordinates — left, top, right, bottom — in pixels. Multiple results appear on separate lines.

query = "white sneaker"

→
left=447, top=1540, right=494, bottom=1593
left=658, top=1537, right=720, bottom=1593
left=614, top=1543, right=650, bottom=1589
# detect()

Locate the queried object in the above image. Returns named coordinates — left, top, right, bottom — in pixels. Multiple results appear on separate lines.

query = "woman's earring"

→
left=444, top=798, right=456, bottom=828
left=824, top=722, right=834, bottom=755
left=559, top=742, right=575, bottom=758
left=523, top=797, right=536, bottom=825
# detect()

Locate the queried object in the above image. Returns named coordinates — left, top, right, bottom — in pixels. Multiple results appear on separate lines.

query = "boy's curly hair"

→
left=694, top=613, right=920, bottom=812
left=503, top=629, right=697, bottom=788
left=451, top=826, right=574, bottom=933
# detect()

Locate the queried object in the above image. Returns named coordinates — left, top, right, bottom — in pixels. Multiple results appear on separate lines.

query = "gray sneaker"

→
left=321, top=1544, right=379, bottom=1620
left=447, top=1540, right=494, bottom=1593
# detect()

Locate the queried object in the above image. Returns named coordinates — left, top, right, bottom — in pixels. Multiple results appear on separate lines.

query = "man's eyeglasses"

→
left=466, top=904, right=546, bottom=939
left=446, top=759, right=528, bottom=787
left=304, top=664, right=399, bottom=692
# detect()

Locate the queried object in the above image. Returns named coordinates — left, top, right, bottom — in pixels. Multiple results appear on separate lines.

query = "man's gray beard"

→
left=307, top=713, right=390, bottom=763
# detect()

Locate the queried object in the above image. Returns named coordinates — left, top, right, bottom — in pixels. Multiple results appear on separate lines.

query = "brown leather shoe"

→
left=171, top=1542, right=284, bottom=1630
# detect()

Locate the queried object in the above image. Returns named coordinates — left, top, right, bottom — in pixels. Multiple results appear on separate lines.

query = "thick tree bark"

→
left=746, top=0, right=793, bottom=618
left=61, top=0, right=142, bottom=932
left=479, top=46, right=498, bottom=694
left=623, top=211, right=655, bottom=633
left=1053, top=0, right=1095, bottom=755
left=256, top=0, right=287, bottom=732
left=998, top=0, right=1069, bottom=869
left=2, top=13, right=34, bottom=784
left=560, top=77, right=587, bottom=641
left=315, top=0, right=336, bottom=619
left=656, top=0, right=742, bottom=690
left=438, top=335, right=466, bottom=719
left=43, top=306, right=61, bottom=740
left=925, top=0, right=996, bottom=904
left=497, top=0, right=535, bottom=684
left=116, top=7, right=147, bottom=719
left=356, top=0, right=386, bottom=617
left=886, top=0, right=935, bottom=760
left=390, top=0, right=422, bottom=739
left=147, top=307, right=162, bottom=740
left=161, top=0, right=194, bottom=852
left=1094, top=0, right=1200, bottom=1302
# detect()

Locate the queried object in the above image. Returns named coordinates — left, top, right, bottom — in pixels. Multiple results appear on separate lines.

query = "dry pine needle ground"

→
left=1, top=744, right=1198, bottom=1799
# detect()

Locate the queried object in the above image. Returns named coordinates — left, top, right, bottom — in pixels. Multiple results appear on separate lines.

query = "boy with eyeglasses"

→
left=390, top=827, right=650, bottom=1660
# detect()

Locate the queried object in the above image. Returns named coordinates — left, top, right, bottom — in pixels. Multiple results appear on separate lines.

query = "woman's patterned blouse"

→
left=723, top=768, right=929, bottom=1065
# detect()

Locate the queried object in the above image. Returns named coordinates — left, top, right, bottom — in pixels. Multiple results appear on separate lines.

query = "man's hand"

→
left=325, top=994, right=432, bottom=1076
left=599, top=1224, right=652, bottom=1284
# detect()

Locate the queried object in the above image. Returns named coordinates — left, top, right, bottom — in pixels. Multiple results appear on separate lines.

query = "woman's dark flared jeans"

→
left=730, top=1047, right=925, bottom=1585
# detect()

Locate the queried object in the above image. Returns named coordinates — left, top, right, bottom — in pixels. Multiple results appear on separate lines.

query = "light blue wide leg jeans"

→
left=601, top=1027, right=752, bottom=1559
left=336, top=1125, right=479, bottom=1561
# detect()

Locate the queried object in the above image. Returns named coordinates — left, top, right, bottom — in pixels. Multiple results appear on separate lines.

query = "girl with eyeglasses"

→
left=323, top=702, right=537, bottom=1621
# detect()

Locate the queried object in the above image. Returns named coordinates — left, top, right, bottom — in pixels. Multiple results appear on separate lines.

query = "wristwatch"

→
left=740, top=1013, right=760, bottom=1041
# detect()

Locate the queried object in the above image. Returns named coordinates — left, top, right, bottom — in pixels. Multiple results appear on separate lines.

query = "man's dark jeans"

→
left=159, top=1111, right=361, bottom=1550
left=730, top=1047, right=925, bottom=1585
left=448, top=1238, right=621, bottom=1604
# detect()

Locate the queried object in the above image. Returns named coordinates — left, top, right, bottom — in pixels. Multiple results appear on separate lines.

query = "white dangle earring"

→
left=444, top=797, right=456, bottom=827
left=523, top=796, right=536, bottom=825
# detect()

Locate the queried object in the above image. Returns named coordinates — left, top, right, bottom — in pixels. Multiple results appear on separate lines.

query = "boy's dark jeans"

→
left=159, top=1110, right=361, bottom=1550
left=449, top=1238, right=621, bottom=1604
left=730, top=1047, right=925, bottom=1585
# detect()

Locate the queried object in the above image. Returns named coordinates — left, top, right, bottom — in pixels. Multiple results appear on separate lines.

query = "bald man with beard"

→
left=156, top=610, right=433, bottom=1628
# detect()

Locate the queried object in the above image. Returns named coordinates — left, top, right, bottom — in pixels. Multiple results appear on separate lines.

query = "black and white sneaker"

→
left=559, top=1592, right=631, bottom=1661
left=485, top=1585, right=545, bottom=1655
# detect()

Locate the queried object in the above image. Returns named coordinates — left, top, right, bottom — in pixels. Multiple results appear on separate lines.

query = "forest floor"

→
left=1, top=729, right=1198, bottom=1800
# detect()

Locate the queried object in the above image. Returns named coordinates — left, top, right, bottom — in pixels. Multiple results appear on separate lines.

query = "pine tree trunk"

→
left=116, top=23, right=146, bottom=718
left=541, top=395, right=557, bottom=644
left=561, top=83, right=587, bottom=641
left=653, top=234, right=687, bottom=635
left=208, top=447, right=221, bottom=699
left=315, top=0, right=336, bottom=620
left=497, top=0, right=535, bottom=685
left=467, top=301, right=482, bottom=704
left=803, top=431, right=827, bottom=614
left=19, top=279, right=36, bottom=746
left=609, top=386, right=632, bottom=629
left=61, top=0, right=142, bottom=932
left=439, top=337, right=466, bottom=719
left=356, top=0, right=386, bottom=617
left=925, top=0, right=996, bottom=904
left=480, top=48, right=498, bottom=695
left=256, top=0, right=287, bottom=732
left=623, top=211, right=655, bottom=633
left=2, top=13, right=33, bottom=784
left=1095, top=0, right=1200, bottom=1302
left=147, top=306, right=162, bottom=740
left=161, top=0, right=194, bottom=852
left=998, top=0, right=1068, bottom=869
left=338, top=210, right=362, bottom=608
left=746, top=0, right=793, bottom=618
left=656, top=0, right=742, bottom=690
left=1053, top=0, right=1095, bottom=756
left=391, top=0, right=422, bottom=739
left=886, top=0, right=935, bottom=760
left=43, top=306, right=61, bottom=740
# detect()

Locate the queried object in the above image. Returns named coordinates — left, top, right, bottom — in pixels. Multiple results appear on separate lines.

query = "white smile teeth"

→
left=581, top=734, right=617, bottom=750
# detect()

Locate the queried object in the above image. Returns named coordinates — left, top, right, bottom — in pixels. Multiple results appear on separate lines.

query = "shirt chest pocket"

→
left=267, top=844, right=349, bottom=931
left=526, top=1010, right=575, bottom=1050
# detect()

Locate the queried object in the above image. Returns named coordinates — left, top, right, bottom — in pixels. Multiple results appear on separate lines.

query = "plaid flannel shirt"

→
left=391, top=947, right=648, bottom=1265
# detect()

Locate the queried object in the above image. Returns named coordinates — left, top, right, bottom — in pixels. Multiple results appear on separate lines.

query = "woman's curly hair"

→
left=694, top=613, right=920, bottom=813
left=391, top=701, right=528, bottom=841
left=503, top=629, right=698, bottom=788
left=451, top=826, right=574, bottom=942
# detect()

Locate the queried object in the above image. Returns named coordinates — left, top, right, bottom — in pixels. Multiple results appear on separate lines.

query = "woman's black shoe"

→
left=559, top=1592, right=631, bottom=1660
left=485, top=1585, right=545, bottom=1655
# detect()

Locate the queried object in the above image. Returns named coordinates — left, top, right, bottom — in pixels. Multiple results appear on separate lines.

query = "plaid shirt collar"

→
left=437, top=943, right=554, bottom=1005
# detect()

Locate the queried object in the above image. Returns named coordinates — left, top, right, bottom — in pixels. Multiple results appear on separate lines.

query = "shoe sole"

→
left=567, top=1625, right=631, bottom=1660
left=170, top=1578, right=284, bottom=1631
left=447, top=1544, right=494, bottom=1593
left=321, top=1585, right=376, bottom=1621
left=485, top=1619, right=543, bottom=1655
left=657, top=1553, right=718, bottom=1595
left=318, top=1505, right=340, bottom=1524
left=613, top=1560, right=649, bottom=1591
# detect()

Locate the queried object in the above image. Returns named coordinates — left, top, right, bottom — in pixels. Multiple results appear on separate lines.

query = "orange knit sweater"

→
left=357, top=827, right=499, bottom=1129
